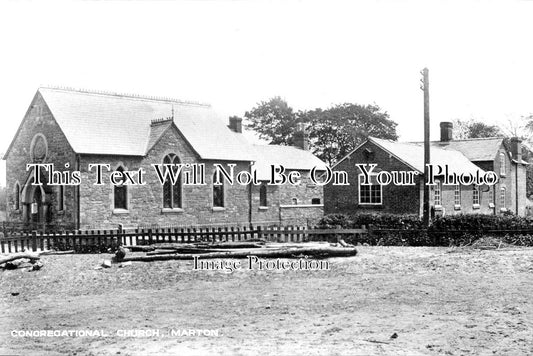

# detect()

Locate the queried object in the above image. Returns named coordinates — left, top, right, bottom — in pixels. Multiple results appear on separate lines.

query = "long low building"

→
left=324, top=122, right=528, bottom=217
left=3, top=87, right=326, bottom=228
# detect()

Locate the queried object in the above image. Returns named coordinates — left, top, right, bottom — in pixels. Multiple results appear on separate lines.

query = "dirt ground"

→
left=0, top=246, right=532, bottom=356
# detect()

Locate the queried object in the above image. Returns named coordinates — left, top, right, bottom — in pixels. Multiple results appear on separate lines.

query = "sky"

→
left=1, top=0, right=533, bottom=187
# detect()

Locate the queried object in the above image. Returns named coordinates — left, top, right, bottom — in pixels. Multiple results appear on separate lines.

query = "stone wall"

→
left=5, top=92, right=78, bottom=226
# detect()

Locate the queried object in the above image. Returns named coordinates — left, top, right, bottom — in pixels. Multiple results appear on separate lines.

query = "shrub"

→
left=318, top=213, right=533, bottom=247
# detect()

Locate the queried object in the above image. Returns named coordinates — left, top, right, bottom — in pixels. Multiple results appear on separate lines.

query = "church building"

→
left=4, top=87, right=326, bottom=229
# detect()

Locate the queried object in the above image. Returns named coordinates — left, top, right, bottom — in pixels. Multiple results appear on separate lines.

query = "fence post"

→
left=32, top=231, right=37, bottom=252
left=118, top=224, right=124, bottom=246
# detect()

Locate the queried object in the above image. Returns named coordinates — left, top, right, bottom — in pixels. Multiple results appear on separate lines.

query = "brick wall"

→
left=324, top=140, right=421, bottom=215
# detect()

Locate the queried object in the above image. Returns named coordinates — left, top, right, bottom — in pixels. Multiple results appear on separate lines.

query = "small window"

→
left=454, top=184, right=461, bottom=206
left=162, top=154, right=182, bottom=209
left=292, top=197, right=298, bottom=205
left=473, top=185, right=480, bottom=205
left=434, top=180, right=442, bottom=206
left=14, top=183, right=20, bottom=211
left=114, top=166, right=128, bottom=210
left=500, top=152, right=506, bottom=176
left=500, top=187, right=506, bottom=208
left=488, top=187, right=494, bottom=208
left=259, top=183, right=267, bottom=207
left=58, top=185, right=64, bottom=211
left=358, top=174, right=382, bottom=205
left=312, top=198, right=321, bottom=205
left=213, top=172, right=224, bottom=208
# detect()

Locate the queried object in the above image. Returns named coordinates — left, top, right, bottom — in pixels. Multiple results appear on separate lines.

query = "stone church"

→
left=4, top=87, right=326, bottom=229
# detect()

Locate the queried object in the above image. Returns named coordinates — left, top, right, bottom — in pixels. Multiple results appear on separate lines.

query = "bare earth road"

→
left=1, top=246, right=532, bottom=356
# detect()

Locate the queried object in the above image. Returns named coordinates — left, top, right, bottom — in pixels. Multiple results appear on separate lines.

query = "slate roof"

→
left=37, top=87, right=254, bottom=161
left=368, top=137, right=485, bottom=175
left=5, top=87, right=327, bottom=172
left=251, top=145, right=328, bottom=181
left=434, top=138, right=504, bottom=162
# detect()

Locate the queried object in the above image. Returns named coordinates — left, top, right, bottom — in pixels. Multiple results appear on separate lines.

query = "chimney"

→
left=510, top=137, right=522, bottom=162
left=440, top=122, right=453, bottom=142
left=293, top=123, right=309, bottom=150
left=228, top=116, right=242, bottom=133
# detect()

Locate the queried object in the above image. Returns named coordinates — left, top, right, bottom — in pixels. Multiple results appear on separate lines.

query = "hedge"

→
left=317, top=213, right=533, bottom=247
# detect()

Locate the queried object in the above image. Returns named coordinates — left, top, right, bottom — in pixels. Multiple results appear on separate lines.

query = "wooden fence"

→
left=0, top=225, right=368, bottom=254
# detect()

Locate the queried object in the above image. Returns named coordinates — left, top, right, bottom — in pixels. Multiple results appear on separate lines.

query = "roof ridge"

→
left=39, top=85, right=210, bottom=107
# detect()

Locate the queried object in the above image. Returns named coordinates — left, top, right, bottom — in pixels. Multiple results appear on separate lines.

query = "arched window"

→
left=259, top=183, right=267, bottom=207
left=500, top=152, right=506, bottom=176
left=114, top=166, right=128, bottom=210
left=162, top=154, right=182, bottom=209
left=213, top=172, right=224, bottom=208
left=58, top=185, right=64, bottom=211
left=14, top=183, right=20, bottom=211
left=500, top=187, right=506, bottom=208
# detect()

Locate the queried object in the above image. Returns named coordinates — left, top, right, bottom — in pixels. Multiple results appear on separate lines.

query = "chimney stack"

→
left=228, top=116, right=242, bottom=133
left=510, top=137, right=522, bottom=162
left=440, top=122, right=453, bottom=142
left=293, top=123, right=309, bottom=150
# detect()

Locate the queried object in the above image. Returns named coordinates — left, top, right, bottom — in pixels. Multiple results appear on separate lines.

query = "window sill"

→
left=113, top=209, right=129, bottom=215
left=434, top=205, right=443, bottom=211
left=280, top=204, right=325, bottom=208
left=259, top=206, right=269, bottom=210
left=161, top=208, right=183, bottom=214
left=472, top=204, right=480, bottom=210
left=454, top=204, right=461, bottom=211
left=500, top=174, right=506, bottom=178
left=500, top=208, right=507, bottom=212
left=212, top=207, right=226, bottom=212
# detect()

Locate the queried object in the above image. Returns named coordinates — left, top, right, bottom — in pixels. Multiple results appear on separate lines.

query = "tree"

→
left=452, top=119, right=503, bottom=139
left=244, top=97, right=298, bottom=145
left=242, top=98, right=398, bottom=165
left=302, top=103, right=398, bottom=165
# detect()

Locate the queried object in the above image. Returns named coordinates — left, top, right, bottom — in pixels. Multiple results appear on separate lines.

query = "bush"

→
left=318, top=213, right=533, bottom=247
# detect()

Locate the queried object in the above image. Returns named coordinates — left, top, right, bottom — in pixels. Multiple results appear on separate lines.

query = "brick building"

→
left=324, top=122, right=528, bottom=217
left=4, top=87, right=326, bottom=229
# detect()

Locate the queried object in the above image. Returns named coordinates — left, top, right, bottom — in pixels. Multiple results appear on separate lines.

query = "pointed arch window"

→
left=259, top=183, right=268, bottom=207
left=58, top=185, right=64, bottom=211
left=213, top=172, right=224, bottom=208
left=500, top=152, right=506, bottom=176
left=162, top=154, right=182, bottom=209
left=14, top=183, right=20, bottom=211
left=114, top=166, right=128, bottom=210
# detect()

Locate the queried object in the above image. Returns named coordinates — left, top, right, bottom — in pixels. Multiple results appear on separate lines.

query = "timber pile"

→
left=0, top=250, right=75, bottom=271
left=118, top=240, right=357, bottom=263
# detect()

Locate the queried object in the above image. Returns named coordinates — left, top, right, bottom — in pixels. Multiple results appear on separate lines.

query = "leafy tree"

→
left=244, top=97, right=298, bottom=145
left=302, top=103, right=398, bottom=165
left=452, top=119, right=503, bottom=139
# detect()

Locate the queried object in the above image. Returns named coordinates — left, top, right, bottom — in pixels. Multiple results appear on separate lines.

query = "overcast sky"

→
left=1, top=0, right=533, bottom=187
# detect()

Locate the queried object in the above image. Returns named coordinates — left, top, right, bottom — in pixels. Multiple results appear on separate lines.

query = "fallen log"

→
left=0, top=252, right=41, bottom=266
left=146, top=247, right=276, bottom=256
left=123, top=246, right=357, bottom=262
left=39, top=250, right=75, bottom=256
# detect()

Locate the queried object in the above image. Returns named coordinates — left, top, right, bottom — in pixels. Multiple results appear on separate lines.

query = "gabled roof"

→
left=434, top=138, right=504, bottom=162
left=367, top=137, right=484, bottom=175
left=36, top=87, right=254, bottom=161
left=251, top=145, right=328, bottom=180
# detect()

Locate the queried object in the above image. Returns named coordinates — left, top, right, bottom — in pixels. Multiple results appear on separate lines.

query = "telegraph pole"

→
left=420, top=68, right=430, bottom=227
